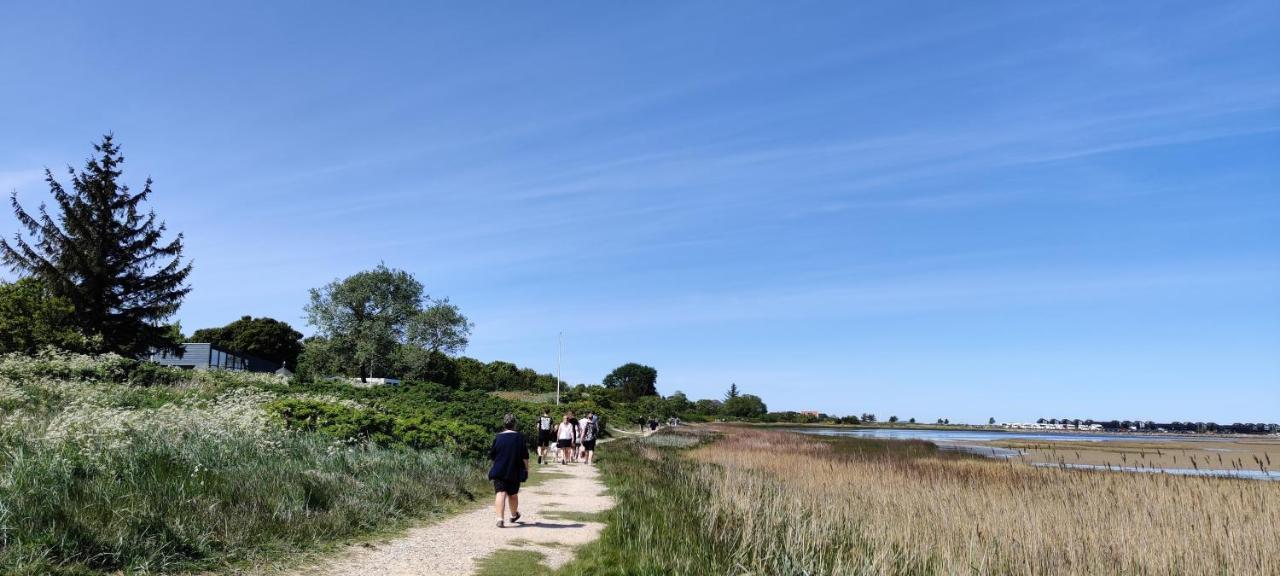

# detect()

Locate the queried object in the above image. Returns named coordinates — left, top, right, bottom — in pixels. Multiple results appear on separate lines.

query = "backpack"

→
left=583, top=420, right=597, bottom=441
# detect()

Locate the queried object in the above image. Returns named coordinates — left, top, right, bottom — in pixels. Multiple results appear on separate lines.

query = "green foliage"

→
left=602, top=362, right=658, bottom=400
left=454, top=356, right=559, bottom=392
left=393, top=346, right=461, bottom=387
left=0, top=135, right=191, bottom=357
left=191, top=315, right=304, bottom=368
left=722, top=393, right=768, bottom=418
left=694, top=398, right=723, bottom=416
left=266, top=398, right=490, bottom=455
left=304, top=265, right=471, bottom=381
left=0, top=350, right=479, bottom=575
left=407, top=298, right=473, bottom=355
left=0, top=277, right=90, bottom=354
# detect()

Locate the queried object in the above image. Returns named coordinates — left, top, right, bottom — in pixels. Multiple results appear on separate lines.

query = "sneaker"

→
left=496, top=520, right=504, bottom=528
left=510, top=512, right=521, bottom=523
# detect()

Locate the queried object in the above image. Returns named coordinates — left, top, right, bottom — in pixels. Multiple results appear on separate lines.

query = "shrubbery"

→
left=0, top=351, right=482, bottom=575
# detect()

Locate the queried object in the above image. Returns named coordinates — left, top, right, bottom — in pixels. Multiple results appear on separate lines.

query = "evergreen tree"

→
left=1, top=135, right=191, bottom=357
left=725, top=383, right=740, bottom=401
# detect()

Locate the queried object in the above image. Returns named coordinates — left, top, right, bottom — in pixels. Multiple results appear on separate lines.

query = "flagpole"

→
left=556, top=331, right=563, bottom=405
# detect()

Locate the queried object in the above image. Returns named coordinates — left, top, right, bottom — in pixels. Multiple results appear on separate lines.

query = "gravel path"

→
left=302, top=458, right=614, bottom=575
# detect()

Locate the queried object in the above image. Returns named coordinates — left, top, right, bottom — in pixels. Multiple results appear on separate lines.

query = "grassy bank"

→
left=0, top=351, right=483, bottom=575
left=566, top=426, right=1280, bottom=575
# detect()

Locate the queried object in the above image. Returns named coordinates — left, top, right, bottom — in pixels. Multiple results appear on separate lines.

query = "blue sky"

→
left=2, top=2, right=1277, bottom=423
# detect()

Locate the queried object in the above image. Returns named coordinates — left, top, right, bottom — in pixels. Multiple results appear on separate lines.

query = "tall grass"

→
left=567, top=426, right=1280, bottom=575
left=0, top=351, right=482, bottom=575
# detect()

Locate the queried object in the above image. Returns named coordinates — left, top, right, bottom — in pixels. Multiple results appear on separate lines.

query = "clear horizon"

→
left=2, top=2, right=1277, bottom=423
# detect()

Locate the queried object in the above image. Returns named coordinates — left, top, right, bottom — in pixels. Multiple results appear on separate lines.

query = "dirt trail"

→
left=301, top=457, right=613, bottom=575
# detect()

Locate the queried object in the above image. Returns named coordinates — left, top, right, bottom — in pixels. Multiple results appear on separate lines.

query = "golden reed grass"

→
left=689, top=427, right=1279, bottom=575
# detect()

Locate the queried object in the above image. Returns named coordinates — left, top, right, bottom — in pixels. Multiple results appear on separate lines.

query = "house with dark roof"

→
left=149, top=343, right=285, bottom=374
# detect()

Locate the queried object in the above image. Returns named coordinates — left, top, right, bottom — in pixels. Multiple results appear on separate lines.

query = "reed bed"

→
left=566, top=426, right=1279, bottom=575
left=690, top=427, right=1279, bottom=575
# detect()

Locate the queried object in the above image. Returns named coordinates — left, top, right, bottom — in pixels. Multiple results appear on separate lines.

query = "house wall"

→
left=151, top=343, right=212, bottom=369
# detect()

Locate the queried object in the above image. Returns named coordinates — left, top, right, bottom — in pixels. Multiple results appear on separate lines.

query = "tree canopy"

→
left=0, top=277, right=90, bottom=354
left=722, top=393, right=768, bottom=418
left=191, top=316, right=304, bottom=368
left=0, top=135, right=191, bottom=356
left=303, top=264, right=471, bottom=380
left=602, top=362, right=658, bottom=400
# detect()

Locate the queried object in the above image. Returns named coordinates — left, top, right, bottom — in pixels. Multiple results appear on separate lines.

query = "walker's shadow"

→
left=509, top=522, right=585, bottom=529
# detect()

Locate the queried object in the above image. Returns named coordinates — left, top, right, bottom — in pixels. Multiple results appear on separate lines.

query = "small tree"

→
left=989, top=417, right=996, bottom=425
left=888, top=415, right=899, bottom=423
left=602, top=363, right=658, bottom=400
left=1, top=135, right=191, bottom=356
left=725, top=383, right=740, bottom=401
left=908, top=417, right=916, bottom=424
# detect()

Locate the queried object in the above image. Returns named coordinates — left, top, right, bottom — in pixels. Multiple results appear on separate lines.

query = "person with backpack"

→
left=581, top=411, right=599, bottom=465
left=535, top=408, right=553, bottom=465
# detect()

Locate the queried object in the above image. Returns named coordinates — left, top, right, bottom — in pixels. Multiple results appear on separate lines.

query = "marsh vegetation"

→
left=568, top=426, right=1280, bottom=575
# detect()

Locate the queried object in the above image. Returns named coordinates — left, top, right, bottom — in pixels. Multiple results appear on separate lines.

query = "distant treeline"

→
left=1033, top=418, right=1278, bottom=435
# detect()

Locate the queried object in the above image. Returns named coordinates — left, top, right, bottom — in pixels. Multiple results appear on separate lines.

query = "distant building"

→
left=149, top=343, right=282, bottom=373
left=800, top=410, right=821, bottom=417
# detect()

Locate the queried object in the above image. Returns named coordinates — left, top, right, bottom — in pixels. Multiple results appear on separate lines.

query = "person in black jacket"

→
left=489, top=413, right=530, bottom=528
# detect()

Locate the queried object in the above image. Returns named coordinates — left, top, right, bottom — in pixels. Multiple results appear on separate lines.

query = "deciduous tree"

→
left=602, top=363, right=658, bottom=400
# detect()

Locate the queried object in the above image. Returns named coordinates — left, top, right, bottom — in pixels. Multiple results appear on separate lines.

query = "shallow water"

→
left=790, top=427, right=1280, bottom=481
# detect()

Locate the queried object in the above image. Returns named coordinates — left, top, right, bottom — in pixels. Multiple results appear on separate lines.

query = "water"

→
left=790, top=427, right=1280, bottom=481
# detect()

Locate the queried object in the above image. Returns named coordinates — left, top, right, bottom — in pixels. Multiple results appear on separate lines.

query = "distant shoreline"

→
left=741, top=421, right=1275, bottom=441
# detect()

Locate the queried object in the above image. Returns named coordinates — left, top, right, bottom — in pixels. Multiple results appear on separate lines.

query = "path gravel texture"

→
left=303, top=457, right=614, bottom=575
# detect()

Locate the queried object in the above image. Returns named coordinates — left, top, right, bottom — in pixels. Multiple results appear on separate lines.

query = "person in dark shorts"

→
left=489, top=413, right=530, bottom=528
left=568, top=414, right=581, bottom=462
left=555, top=412, right=575, bottom=464
left=536, top=408, right=553, bottom=464
left=581, top=411, right=599, bottom=465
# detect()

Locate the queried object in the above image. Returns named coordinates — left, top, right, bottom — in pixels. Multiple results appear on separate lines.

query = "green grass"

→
left=474, top=549, right=554, bottom=576
left=556, top=430, right=736, bottom=575
left=0, top=430, right=484, bottom=575
left=0, top=352, right=492, bottom=575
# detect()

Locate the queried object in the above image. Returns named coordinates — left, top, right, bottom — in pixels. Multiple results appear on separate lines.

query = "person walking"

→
left=489, top=413, right=529, bottom=528
left=581, top=411, right=599, bottom=465
left=536, top=408, right=553, bottom=465
left=569, top=413, right=581, bottom=463
left=555, top=412, right=576, bottom=465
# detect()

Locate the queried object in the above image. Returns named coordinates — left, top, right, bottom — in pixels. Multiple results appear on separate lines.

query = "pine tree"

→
left=1, top=135, right=192, bottom=357
left=725, top=383, right=740, bottom=401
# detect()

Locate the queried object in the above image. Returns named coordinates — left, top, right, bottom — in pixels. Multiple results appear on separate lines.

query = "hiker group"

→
left=488, top=409, right=602, bottom=528
left=537, top=408, right=599, bottom=466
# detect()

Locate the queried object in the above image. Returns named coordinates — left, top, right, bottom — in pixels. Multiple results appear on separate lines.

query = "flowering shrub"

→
left=0, top=349, right=483, bottom=575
